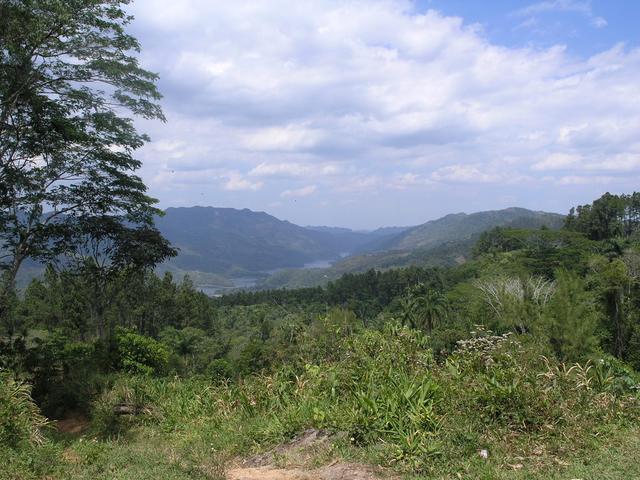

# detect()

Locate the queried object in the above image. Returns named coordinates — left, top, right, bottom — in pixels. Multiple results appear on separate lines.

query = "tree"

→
left=402, top=283, right=447, bottom=334
left=0, top=0, right=169, bottom=317
left=590, top=257, right=633, bottom=358
left=564, top=192, right=640, bottom=240
left=474, top=275, right=555, bottom=333
left=542, top=270, right=600, bottom=362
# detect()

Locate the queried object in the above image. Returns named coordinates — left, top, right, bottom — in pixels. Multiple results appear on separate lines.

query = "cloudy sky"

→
left=128, top=0, right=640, bottom=229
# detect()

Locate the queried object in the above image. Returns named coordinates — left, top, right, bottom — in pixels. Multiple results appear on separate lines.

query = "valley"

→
left=154, top=206, right=564, bottom=293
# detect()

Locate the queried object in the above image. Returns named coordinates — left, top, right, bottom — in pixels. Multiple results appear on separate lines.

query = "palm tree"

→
left=410, top=289, right=447, bottom=334
left=399, top=295, right=418, bottom=329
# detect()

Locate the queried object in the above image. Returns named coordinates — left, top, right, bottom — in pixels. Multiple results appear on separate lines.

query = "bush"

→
left=91, top=375, right=162, bottom=438
left=208, top=358, right=234, bottom=381
left=114, top=328, right=169, bottom=376
left=25, top=333, right=104, bottom=418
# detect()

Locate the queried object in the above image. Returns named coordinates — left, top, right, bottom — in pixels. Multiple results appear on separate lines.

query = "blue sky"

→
left=129, top=0, right=640, bottom=229
left=421, top=1, right=640, bottom=56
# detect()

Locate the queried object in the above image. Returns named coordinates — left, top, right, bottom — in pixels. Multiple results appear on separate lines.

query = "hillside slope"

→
left=156, top=207, right=344, bottom=275
left=377, top=207, right=564, bottom=252
left=259, top=208, right=565, bottom=289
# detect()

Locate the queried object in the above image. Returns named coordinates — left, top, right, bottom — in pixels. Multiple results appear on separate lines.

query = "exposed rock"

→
left=228, top=429, right=392, bottom=480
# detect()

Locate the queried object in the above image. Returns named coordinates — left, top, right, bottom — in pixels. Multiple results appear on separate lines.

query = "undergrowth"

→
left=85, top=325, right=640, bottom=477
left=2, top=324, right=639, bottom=479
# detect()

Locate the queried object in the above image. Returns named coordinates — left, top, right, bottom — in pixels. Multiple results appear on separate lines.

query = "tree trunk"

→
left=0, top=252, right=24, bottom=332
left=615, top=288, right=625, bottom=358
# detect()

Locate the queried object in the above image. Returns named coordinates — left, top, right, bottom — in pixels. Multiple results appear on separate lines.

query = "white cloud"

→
left=591, top=16, right=607, bottom=29
left=533, top=152, right=640, bottom=172
left=249, top=162, right=342, bottom=178
left=532, top=153, right=582, bottom=171
left=223, top=172, right=263, bottom=191
left=514, top=1, right=607, bottom=29
left=336, top=175, right=381, bottom=193
left=389, top=172, right=434, bottom=189
left=127, top=0, right=639, bottom=224
left=588, top=154, right=640, bottom=172
left=431, top=165, right=504, bottom=183
left=516, top=0, right=591, bottom=16
left=555, top=175, right=616, bottom=185
left=280, top=185, right=317, bottom=198
left=243, top=126, right=325, bottom=151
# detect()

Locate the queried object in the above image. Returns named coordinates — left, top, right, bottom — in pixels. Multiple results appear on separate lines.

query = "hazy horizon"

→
left=160, top=203, right=567, bottom=231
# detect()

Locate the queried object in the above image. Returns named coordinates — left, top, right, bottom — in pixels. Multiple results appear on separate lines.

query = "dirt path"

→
left=227, top=429, right=391, bottom=480
left=56, top=412, right=90, bottom=435
left=227, top=463, right=384, bottom=480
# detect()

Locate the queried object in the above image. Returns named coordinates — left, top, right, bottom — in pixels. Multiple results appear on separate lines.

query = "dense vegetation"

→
left=2, top=191, right=640, bottom=479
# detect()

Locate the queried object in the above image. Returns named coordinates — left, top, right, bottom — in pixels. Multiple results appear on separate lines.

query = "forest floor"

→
left=56, top=412, right=91, bottom=435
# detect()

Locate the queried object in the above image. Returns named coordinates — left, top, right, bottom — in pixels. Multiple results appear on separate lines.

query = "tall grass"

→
left=87, top=324, right=640, bottom=476
left=0, top=370, right=48, bottom=448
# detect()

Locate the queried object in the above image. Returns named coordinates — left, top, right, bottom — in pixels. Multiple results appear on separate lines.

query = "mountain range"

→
left=155, top=206, right=565, bottom=290
left=14, top=205, right=565, bottom=291
left=155, top=207, right=407, bottom=276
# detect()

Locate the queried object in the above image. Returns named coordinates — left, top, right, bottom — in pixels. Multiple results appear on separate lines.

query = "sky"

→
left=127, top=0, right=640, bottom=229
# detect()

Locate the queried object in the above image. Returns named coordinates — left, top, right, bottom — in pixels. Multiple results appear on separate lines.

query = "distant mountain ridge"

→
left=375, top=207, right=565, bottom=252
left=15, top=205, right=566, bottom=291
left=155, top=206, right=564, bottom=283
left=155, top=207, right=339, bottom=275
left=256, top=208, right=566, bottom=289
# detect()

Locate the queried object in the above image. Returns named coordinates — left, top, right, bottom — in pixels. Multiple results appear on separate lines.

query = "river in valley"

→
left=198, top=256, right=344, bottom=296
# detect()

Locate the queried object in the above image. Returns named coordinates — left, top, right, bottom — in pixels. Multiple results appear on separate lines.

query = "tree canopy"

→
left=0, top=0, right=174, bottom=312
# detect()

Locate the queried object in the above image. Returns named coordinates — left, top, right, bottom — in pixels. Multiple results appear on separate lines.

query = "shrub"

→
left=25, top=334, right=104, bottom=418
left=208, top=358, right=234, bottom=381
left=542, top=269, right=601, bottom=362
left=114, top=328, right=169, bottom=376
left=91, top=375, right=161, bottom=438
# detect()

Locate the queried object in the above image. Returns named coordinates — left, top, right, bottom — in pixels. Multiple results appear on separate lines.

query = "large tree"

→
left=0, top=0, right=171, bottom=315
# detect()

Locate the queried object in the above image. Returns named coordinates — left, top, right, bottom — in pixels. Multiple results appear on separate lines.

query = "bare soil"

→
left=56, top=412, right=90, bottom=435
left=227, top=429, right=392, bottom=480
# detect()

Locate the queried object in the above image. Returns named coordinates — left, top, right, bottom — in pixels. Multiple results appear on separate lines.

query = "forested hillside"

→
left=3, top=192, right=640, bottom=479
left=156, top=207, right=563, bottom=282
left=9, top=205, right=564, bottom=292
left=156, top=207, right=341, bottom=274
left=376, top=207, right=565, bottom=251
left=260, top=208, right=565, bottom=289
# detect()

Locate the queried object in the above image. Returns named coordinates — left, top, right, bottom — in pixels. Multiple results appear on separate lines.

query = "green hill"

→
left=376, top=207, right=564, bottom=251
left=259, top=208, right=565, bottom=289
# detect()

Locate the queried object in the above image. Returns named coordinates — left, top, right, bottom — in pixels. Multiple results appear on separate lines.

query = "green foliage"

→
left=542, top=270, right=601, bottom=362
left=474, top=227, right=597, bottom=276
left=565, top=191, right=640, bottom=240
left=115, top=329, right=169, bottom=376
left=4, top=192, right=640, bottom=478
left=17, top=332, right=105, bottom=418
left=59, top=322, right=638, bottom=478
left=301, top=308, right=362, bottom=362
left=0, top=0, right=174, bottom=321
left=0, top=371, right=48, bottom=449
left=473, top=274, right=555, bottom=333
left=400, top=283, right=447, bottom=334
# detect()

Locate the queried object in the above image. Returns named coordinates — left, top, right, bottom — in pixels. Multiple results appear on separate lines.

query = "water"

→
left=199, top=276, right=259, bottom=297
left=198, top=256, right=346, bottom=296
